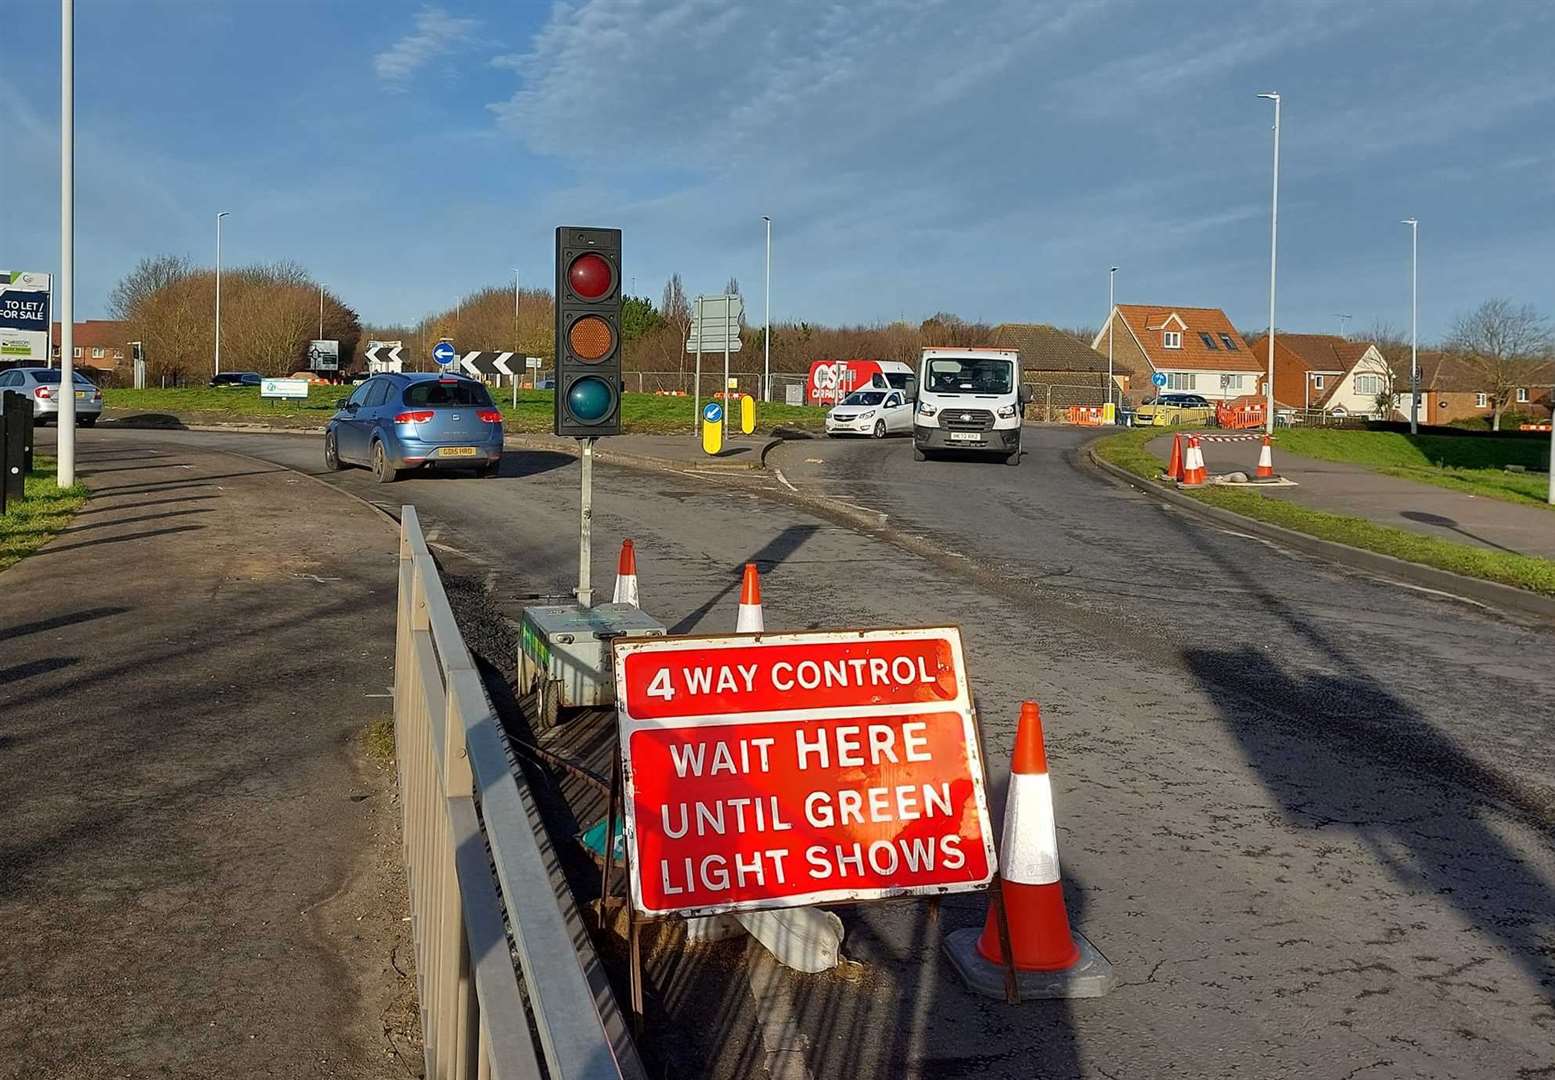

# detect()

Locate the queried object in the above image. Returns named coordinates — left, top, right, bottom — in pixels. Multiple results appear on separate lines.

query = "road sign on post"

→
left=432, top=340, right=457, bottom=367
left=307, top=339, right=339, bottom=372
left=365, top=340, right=403, bottom=373
left=1151, top=371, right=1167, bottom=389
left=554, top=226, right=623, bottom=437
left=612, top=626, right=998, bottom=918
left=0, top=271, right=52, bottom=365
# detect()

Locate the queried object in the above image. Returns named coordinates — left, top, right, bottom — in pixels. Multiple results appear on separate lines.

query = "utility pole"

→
left=57, top=0, right=77, bottom=486
left=318, top=283, right=324, bottom=339
left=1107, top=266, right=1117, bottom=412
left=1403, top=218, right=1419, bottom=434
left=214, top=210, right=230, bottom=376
left=1257, top=91, right=1281, bottom=435
left=762, top=215, right=772, bottom=402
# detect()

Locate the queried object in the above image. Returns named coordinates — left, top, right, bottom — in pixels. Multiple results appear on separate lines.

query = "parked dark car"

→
left=210, top=372, right=261, bottom=388
left=324, top=372, right=504, bottom=483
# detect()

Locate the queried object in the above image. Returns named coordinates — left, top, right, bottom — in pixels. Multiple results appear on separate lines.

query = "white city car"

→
left=825, top=389, right=913, bottom=438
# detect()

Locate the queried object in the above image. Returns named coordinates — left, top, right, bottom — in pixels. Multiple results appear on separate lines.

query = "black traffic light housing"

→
left=554, top=226, right=623, bottom=437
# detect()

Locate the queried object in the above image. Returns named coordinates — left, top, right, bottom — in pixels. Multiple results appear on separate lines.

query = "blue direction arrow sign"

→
left=1151, top=371, right=1168, bottom=388
left=432, top=341, right=457, bottom=367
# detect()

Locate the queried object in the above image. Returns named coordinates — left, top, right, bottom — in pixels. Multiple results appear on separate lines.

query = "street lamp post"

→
left=214, top=210, right=230, bottom=376
left=57, top=0, right=77, bottom=486
left=1107, top=266, right=1117, bottom=412
left=762, top=215, right=772, bottom=402
left=318, top=283, right=324, bottom=339
left=1334, top=313, right=1352, bottom=339
left=1403, top=218, right=1419, bottom=434
left=1257, top=91, right=1281, bottom=435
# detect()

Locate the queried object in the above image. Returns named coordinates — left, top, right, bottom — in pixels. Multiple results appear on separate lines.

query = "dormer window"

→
left=1163, top=331, right=1182, bottom=349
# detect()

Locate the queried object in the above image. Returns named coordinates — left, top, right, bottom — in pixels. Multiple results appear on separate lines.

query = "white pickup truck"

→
left=911, top=347, right=1030, bottom=465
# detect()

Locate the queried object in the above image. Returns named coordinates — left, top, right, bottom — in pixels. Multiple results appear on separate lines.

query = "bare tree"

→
left=1445, top=299, right=1553, bottom=430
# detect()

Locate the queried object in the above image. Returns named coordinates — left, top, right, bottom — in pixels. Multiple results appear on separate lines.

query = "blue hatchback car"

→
left=325, top=372, right=504, bottom=483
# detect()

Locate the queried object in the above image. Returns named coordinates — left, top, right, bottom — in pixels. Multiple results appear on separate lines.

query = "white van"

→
left=912, top=347, right=1029, bottom=465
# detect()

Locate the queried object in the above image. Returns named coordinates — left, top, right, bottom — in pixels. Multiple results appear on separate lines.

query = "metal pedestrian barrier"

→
left=395, top=506, right=642, bottom=1080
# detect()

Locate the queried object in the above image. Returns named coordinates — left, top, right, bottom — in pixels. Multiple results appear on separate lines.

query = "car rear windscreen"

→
left=31, top=371, right=94, bottom=385
left=402, top=381, right=493, bottom=407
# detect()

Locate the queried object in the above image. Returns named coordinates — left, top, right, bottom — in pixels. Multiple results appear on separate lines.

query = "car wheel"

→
left=913, top=445, right=927, bottom=462
left=535, top=678, right=561, bottom=730
left=872, top=420, right=886, bottom=439
left=371, top=440, right=399, bottom=484
left=78, top=416, right=97, bottom=428
left=1005, top=446, right=1022, bottom=466
left=477, top=461, right=499, bottom=478
left=324, top=430, right=345, bottom=471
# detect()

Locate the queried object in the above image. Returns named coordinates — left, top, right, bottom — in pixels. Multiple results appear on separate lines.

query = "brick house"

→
left=1090, top=305, right=1261, bottom=402
left=989, top=323, right=1130, bottom=393
left=1246, top=334, right=1396, bottom=416
left=1415, top=353, right=1553, bottom=425
left=50, top=321, right=132, bottom=379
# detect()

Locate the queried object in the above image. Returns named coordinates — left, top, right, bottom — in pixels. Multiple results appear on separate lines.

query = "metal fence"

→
left=395, top=506, right=642, bottom=1080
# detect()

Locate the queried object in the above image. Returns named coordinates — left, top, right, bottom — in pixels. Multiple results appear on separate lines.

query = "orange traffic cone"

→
left=975, top=702, right=1079, bottom=972
left=1165, top=433, right=1184, bottom=481
left=1179, top=435, right=1207, bottom=486
left=1254, top=435, right=1277, bottom=480
left=612, top=539, right=639, bottom=606
left=944, top=702, right=1114, bottom=1000
left=736, top=563, right=764, bottom=632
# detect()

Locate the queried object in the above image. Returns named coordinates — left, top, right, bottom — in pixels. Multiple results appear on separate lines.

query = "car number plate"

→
left=439, top=446, right=478, bottom=457
left=75, top=391, right=87, bottom=399
left=948, top=432, right=983, bottom=442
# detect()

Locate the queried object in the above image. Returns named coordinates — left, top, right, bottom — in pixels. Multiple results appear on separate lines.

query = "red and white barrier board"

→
left=612, top=627, right=997, bottom=917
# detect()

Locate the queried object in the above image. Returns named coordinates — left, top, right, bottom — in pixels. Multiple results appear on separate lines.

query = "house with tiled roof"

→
left=1090, top=305, right=1261, bottom=402
left=989, top=323, right=1130, bottom=393
left=50, top=321, right=132, bottom=377
left=1246, top=334, right=1395, bottom=416
left=1416, top=352, right=1553, bottom=425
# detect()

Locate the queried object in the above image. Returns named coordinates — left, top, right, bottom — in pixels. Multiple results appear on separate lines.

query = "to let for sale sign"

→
left=612, top=627, right=997, bottom=917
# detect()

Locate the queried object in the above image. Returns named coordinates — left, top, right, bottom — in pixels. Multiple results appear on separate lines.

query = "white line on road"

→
left=772, top=468, right=798, bottom=493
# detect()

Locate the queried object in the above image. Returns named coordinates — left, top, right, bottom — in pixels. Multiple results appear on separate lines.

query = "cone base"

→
left=944, top=927, right=1115, bottom=1000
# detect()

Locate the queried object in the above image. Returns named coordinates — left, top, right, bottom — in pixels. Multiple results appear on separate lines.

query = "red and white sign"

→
left=612, top=627, right=997, bottom=917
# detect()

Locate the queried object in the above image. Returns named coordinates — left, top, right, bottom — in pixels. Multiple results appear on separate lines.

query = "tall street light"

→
left=57, top=0, right=77, bottom=486
left=1257, top=91, right=1280, bottom=435
left=762, top=215, right=772, bottom=402
left=214, top=210, right=231, bottom=376
left=1107, top=266, right=1118, bottom=411
left=511, top=268, right=522, bottom=397
left=1333, top=313, right=1352, bottom=338
left=1402, top=218, right=1419, bottom=434
left=318, top=282, right=325, bottom=339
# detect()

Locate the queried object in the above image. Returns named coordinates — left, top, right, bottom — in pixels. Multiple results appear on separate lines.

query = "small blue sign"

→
left=1151, top=371, right=1168, bottom=388
left=702, top=401, right=724, bottom=423
left=432, top=341, right=457, bottom=366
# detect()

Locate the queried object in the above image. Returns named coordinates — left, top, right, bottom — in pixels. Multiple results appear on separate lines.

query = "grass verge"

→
left=1093, top=428, right=1555, bottom=597
left=1276, top=428, right=1552, bottom=510
left=0, top=456, right=91, bottom=572
left=362, top=716, right=396, bottom=766
left=103, top=386, right=827, bottom=435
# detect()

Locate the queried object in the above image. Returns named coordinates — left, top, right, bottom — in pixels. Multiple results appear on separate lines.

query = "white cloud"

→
left=374, top=6, right=480, bottom=84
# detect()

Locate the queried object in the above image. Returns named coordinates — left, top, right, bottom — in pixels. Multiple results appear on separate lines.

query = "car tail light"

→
left=393, top=410, right=435, bottom=424
left=477, top=409, right=503, bottom=424
left=34, top=387, right=50, bottom=400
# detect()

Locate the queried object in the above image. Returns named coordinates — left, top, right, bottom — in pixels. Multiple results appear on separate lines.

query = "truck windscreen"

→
left=926, top=358, right=1014, bottom=395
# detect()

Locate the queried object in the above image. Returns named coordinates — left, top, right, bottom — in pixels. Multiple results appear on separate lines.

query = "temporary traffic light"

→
left=554, top=226, right=623, bottom=437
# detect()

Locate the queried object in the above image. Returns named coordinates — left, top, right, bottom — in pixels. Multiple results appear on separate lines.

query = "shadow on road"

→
left=1162, top=507, right=1555, bottom=1006
left=1400, top=509, right=1523, bottom=554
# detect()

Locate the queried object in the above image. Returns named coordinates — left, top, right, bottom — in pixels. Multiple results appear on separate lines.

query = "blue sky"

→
left=1, top=0, right=1551, bottom=340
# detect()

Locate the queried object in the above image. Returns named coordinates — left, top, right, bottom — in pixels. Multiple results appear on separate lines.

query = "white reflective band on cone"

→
left=614, top=576, right=639, bottom=606
left=1000, top=772, right=1061, bottom=886
left=736, top=604, right=763, bottom=633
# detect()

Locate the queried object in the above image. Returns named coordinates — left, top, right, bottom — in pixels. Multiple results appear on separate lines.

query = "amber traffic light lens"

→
left=569, top=315, right=615, bottom=361
left=568, top=252, right=614, bottom=300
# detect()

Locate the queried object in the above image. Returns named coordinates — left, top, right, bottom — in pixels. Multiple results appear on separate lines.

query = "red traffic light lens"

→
left=568, top=252, right=614, bottom=300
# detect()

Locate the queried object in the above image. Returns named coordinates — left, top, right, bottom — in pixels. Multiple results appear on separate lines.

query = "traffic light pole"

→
left=576, top=437, right=595, bottom=607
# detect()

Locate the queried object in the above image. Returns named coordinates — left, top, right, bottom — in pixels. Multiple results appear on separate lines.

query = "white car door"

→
left=884, top=392, right=912, bottom=433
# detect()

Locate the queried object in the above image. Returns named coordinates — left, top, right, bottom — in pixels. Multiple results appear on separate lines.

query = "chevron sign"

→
left=458, top=351, right=540, bottom=379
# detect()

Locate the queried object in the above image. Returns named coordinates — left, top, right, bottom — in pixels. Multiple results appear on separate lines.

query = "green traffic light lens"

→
left=567, top=376, right=615, bottom=423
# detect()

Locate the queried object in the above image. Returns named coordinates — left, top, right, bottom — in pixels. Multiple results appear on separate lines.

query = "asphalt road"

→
left=43, top=425, right=1555, bottom=1080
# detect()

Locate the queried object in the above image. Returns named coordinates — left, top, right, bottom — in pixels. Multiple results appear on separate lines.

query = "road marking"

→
left=772, top=468, right=798, bottom=493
